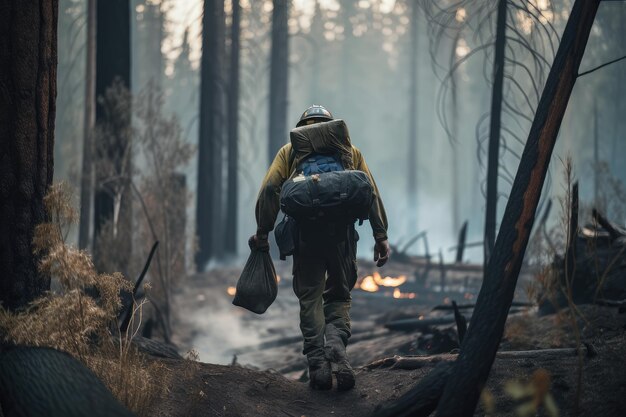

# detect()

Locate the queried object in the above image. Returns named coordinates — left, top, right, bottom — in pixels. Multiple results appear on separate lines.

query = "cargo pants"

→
left=292, top=223, right=359, bottom=355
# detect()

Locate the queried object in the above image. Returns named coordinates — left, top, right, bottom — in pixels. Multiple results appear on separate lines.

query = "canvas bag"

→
left=232, top=247, right=278, bottom=314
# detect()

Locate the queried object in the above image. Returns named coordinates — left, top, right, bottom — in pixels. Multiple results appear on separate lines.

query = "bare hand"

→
left=248, top=234, right=270, bottom=251
left=374, top=239, right=390, bottom=267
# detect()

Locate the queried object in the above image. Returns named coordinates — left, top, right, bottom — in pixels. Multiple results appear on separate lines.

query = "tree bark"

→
left=78, top=0, right=96, bottom=250
left=0, top=0, right=58, bottom=310
left=196, top=0, right=225, bottom=268
left=483, top=0, right=507, bottom=267
left=267, top=0, right=289, bottom=164
left=225, top=0, right=241, bottom=255
left=436, top=1, right=600, bottom=415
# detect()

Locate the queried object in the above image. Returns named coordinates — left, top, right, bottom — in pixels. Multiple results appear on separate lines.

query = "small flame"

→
left=227, top=286, right=236, bottom=296
left=373, top=271, right=407, bottom=287
left=393, top=288, right=417, bottom=299
left=276, top=275, right=281, bottom=283
left=359, top=275, right=379, bottom=292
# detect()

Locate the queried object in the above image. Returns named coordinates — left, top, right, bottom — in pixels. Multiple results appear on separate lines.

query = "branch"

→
left=578, top=54, right=626, bottom=78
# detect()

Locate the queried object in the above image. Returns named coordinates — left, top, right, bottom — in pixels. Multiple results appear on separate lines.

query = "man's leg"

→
left=293, top=242, right=331, bottom=389
left=323, top=236, right=357, bottom=343
left=323, top=237, right=358, bottom=391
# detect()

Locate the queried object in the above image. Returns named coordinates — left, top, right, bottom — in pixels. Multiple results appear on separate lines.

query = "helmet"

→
left=296, top=105, right=334, bottom=127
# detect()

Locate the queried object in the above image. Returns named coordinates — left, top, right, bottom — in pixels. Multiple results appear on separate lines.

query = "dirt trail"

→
left=152, top=317, right=626, bottom=417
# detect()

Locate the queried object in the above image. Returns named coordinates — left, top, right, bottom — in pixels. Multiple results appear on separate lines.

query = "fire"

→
left=358, top=275, right=379, bottom=292
left=372, top=271, right=407, bottom=287
left=357, top=272, right=407, bottom=292
left=227, top=286, right=236, bottom=296
left=276, top=275, right=281, bottom=283
left=393, top=288, right=417, bottom=299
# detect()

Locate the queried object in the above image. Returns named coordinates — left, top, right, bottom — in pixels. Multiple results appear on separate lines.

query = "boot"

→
left=306, top=348, right=332, bottom=390
left=325, top=324, right=355, bottom=391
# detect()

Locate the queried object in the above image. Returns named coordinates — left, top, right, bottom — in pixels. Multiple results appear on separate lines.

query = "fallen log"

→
left=385, top=308, right=528, bottom=332
left=365, top=346, right=593, bottom=371
left=384, top=317, right=456, bottom=331
left=595, top=298, right=626, bottom=308
left=432, top=300, right=533, bottom=311
left=230, top=328, right=390, bottom=355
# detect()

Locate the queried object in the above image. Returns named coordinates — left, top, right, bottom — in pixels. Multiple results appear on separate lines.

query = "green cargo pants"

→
left=292, top=223, right=358, bottom=355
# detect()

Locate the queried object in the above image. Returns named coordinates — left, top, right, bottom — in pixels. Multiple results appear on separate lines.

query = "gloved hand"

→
left=374, top=239, right=390, bottom=267
left=248, top=233, right=270, bottom=252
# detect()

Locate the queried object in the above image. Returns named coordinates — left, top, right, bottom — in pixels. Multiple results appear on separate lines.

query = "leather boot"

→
left=306, top=348, right=332, bottom=390
left=325, top=324, right=355, bottom=391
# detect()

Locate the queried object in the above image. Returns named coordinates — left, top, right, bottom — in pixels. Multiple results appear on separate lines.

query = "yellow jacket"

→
left=255, top=144, right=388, bottom=242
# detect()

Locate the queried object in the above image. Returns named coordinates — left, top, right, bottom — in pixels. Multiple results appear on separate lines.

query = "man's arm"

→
left=353, top=147, right=390, bottom=267
left=353, top=147, right=388, bottom=242
left=255, top=144, right=292, bottom=237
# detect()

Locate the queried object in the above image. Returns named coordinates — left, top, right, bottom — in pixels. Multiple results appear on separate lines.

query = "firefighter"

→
left=249, top=105, right=390, bottom=391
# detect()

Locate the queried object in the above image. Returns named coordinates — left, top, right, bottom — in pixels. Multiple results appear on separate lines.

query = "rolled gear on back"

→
left=279, top=119, right=374, bottom=224
left=289, top=119, right=354, bottom=170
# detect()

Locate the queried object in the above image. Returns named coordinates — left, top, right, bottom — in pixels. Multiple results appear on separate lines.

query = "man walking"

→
left=250, top=105, right=390, bottom=391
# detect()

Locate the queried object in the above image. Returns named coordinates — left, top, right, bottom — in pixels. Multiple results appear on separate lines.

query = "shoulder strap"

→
left=287, top=148, right=298, bottom=179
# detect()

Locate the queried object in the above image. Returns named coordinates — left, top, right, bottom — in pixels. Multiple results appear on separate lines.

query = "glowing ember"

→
left=393, top=288, right=417, bottom=299
left=372, top=271, right=407, bottom=287
left=227, top=286, right=236, bottom=296
left=358, top=276, right=379, bottom=292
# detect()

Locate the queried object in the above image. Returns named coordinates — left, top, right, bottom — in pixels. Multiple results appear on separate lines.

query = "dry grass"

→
left=0, top=182, right=167, bottom=416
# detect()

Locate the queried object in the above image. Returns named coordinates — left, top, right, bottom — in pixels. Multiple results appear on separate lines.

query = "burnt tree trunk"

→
left=450, top=31, right=461, bottom=235
left=593, top=99, right=599, bottom=209
left=436, top=1, right=600, bottom=415
left=225, top=0, right=240, bottom=255
left=407, top=0, right=419, bottom=232
left=267, top=0, right=289, bottom=164
left=78, top=0, right=96, bottom=250
left=0, top=0, right=58, bottom=310
left=196, top=0, right=225, bottom=268
left=456, top=220, right=468, bottom=263
left=94, top=0, right=132, bottom=273
left=483, top=0, right=507, bottom=267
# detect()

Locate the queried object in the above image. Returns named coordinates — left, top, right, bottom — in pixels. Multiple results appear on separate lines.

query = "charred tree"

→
left=437, top=1, right=600, bottom=415
left=483, top=0, right=506, bottom=267
left=308, top=2, right=322, bottom=103
left=93, top=0, right=132, bottom=273
left=78, top=0, right=96, bottom=250
left=450, top=31, right=461, bottom=235
left=373, top=1, right=601, bottom=415
left=267, top=0, right=289, bottom=164
left=225, top=0, right=241, bottom=255
left=134, top=0, right=165, bottom=88
left=0, top=0, right=58, bottom=309
left=593, top=99, right=599, bottom=209
left=196, top=0, right=225, bottom=268
left=407, top=0, right=419, bottom=232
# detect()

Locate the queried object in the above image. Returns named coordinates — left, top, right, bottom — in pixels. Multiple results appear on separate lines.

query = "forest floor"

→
left=150, top=260, right=626, bottom=417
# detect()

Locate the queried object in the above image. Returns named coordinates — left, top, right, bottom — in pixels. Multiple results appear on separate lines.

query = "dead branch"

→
left=592, top=208, right=625, bottom=241
left=452, top=301, right=467, bottom=343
